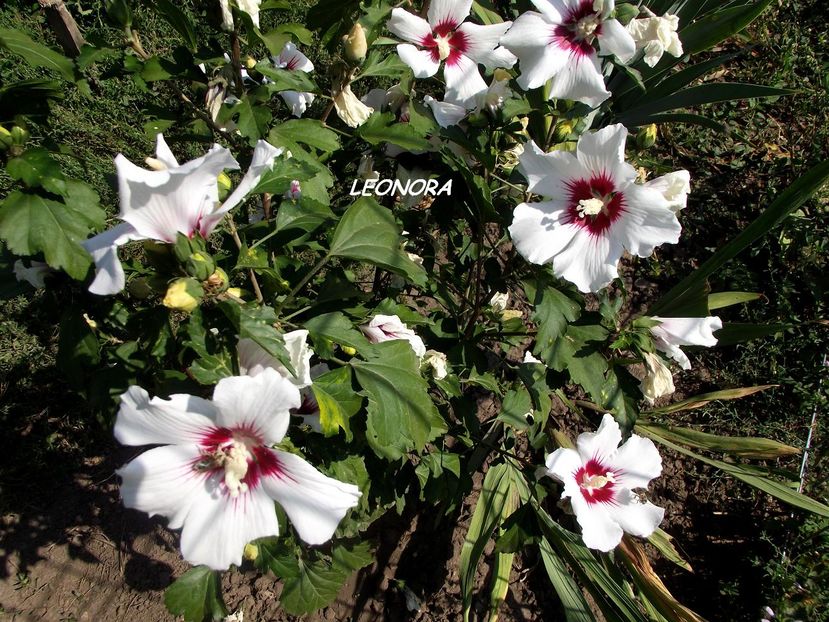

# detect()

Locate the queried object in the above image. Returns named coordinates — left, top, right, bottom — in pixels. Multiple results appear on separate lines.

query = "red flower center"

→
left=196, top=426, right=282, bottom=496
left=550, top=0, right=601, bottom=57
left=420, top=19, right=469, bottom=66
left=574, top=459, right=616, bottom=504
left=564, top=173, right=625, bottom=236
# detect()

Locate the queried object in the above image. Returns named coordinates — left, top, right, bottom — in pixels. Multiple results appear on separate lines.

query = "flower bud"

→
left=613, top=2, right=640, bottom=25
left=551, top=119, right=574, bottom=143
left=163, top=278, right=204, bottom=313
left=243, top=543, right=259, bottom=561
left=172, top=232, right=207, bottom=264
left=0, top=125, right=13, bottom=151
left=244, top=55, right=257, bottom=70
left=340, top=345, right=357, bottom=356
left=227, top=287, right=246, bottom=299
left=10, top=125, right=29, bottom=146
left=343, top=23, right=368, bottom=63
left=636, top=123, right=658, bottom=149
left=422, top=349, right=448, bottom=380
left=185, top=251, right=216, bottom=282
left=206, top=267, right=230, bottom=292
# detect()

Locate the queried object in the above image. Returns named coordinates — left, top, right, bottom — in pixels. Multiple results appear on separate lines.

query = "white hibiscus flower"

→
left=649, top=316, right=722, bottom=370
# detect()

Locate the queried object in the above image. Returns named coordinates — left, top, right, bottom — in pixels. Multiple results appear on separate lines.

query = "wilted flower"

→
left=644, top=170, right=691, bottom=212
left=508, top=124, right=681, bottom=293
left=501, top=0, right=636, bottom=107
left=334, top=84, right=374, bottom=128
left=639, top=352, right=675, bottom=403
left=13, top=259, right=50, bottom=288
left=114, top=369, right=361, bottom=570
left=422, top=349, right=449, bottom=380
left=626, top=13, right=683, bottom=68
left=649, top=316, right=722, bottom=370
left=360, top=314, right=426, bottom=358
left=489, top=291, right=510, bottom=313
left=387, top=0, right=515, bottom=108
left=82, top=135, right=281, bottom=296
left=545, top=413, right=664, bottom=551
left=271, top=43, right=316, bottom=118
left=478, top=68, right=512, bottom=113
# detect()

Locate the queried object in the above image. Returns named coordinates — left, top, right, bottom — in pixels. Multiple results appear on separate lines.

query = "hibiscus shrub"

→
left=1, top=0, right=828, bottom=620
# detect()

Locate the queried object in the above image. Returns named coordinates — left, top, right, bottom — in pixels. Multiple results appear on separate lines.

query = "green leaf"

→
left=650, top=159, right=829, bottom=315
left=524, top=278, right=581, bottom=350
left=0, top=29, right=75, bottom=81
left=0, top=190, right=100, bottom=280
left=164, top=567, right=228, bottom=622
left=708, top=291, right=762, bottom=309
left=269, top=119, right=340, bottom=153
left=351, top=341, right=446, bottom=460
left=354, top=49, right=410, bottom=80
left=218, top=302, right=295, bottom=377
left=497, top=387, right=532, bottom=430
left=329, top=196, right=427, bottom=285
left=636, top=422, right=799, bottom=459
left=232, top=92, right=273, bottom=142
left=331, top=541, right=374, bottom=572
left=6, top=148, right=63, bottom=187
left=681, top=0, right=774, bottom=55
left=638, top=428, right=829, bottom=518
left=152, top=0, right=198, bottom=50
left=311, top=366, right=362, bottom=439
left=57, top=308, right=101, bottom=386
left=356, top=111, right=434, bottom=153
left=647, top=529, right=692, bottom=572
left=459, top=462, right=526, bottom=622
left=538, top=537, right=595, bottom=622
left=185, top=310, right=234, bottom=384
left=714, top=322, right=789, bottom=346
left=645, top=385, right=777, bottom=415
left=257, top=64, right=319, bottom=93
left=303, top=311, right=370, bottom=354
left=542, top=322, right=610, bottom=407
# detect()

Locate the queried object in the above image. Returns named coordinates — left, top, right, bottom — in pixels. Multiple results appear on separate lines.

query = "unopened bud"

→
left=244, top=55, right=257, bottom=70
left=10, top=125, right=29, bottom=146
left=613, top=2, right=640, bottom=25
left=551, top=120, right=573, bottom=143
left=340, top=345, right=357, bottom=356
left=163, top=278, right=204, bottom=313
left=227, top=287, right=246, bottom=299
left=185, top=251, right=216, bottom=281
left=217, top=171, right=233, bottom=201
left=206, top=267, right=229, bottom=292
left=243, top=543, right=259, bottom=561
left=0, top=125, right=12, bottom=151
left=343, top=23, right=368, bottom=63
left=636, top=123, right=658, bottom=149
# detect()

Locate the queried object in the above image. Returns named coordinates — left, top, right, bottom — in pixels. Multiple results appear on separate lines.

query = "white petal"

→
left=82, top=222, right=142, bottom=295
left=262, top=450, right=361, bottom=545
left=212, top=368, right=301, bottom=445
left=501, top=13, right=568, bottom=91
left=423, top=95, right=467, bottom=128
left=203, top=140, right=282, bottom=234
left=607, top=488, right=664, bottom=538
left=644, top=170, right=691, bottom=212
left=276, top=42, right=314, bottom=73
left=613, top=183, right=681, bottom=257
left=13, top=260, right=50, bottom=288
left=118, top=145, right=239, bottom=242
left=280, top=90, right=315, bottom=118
left=571, top=494, right=624, bottom=552
left=548, top=51, right=609, bottom=108
left=597, top=19, right=636, bottom=63
left=388, top=8, right=432, bottom=44
left=282, top=329, right=314, bottom=387
left=528, top=0, right=566, bottom=23
left=545, top=447, right=582, bottom=485
left=611, top=433, right=663, bottom=489
left=455, top=22, right=516, bottom=69
left=154, top=134, right=179, bottom=168
left=180, top=482, right=279, bottom=570
left=508, top=200, right=577, bottom=265
left=117, top=444, right=206, bottom=530
left=428, top=0, right=473, bottom=29
left=114, top=385, right=219, bottom=447
left=651, top=316, right=722, bottom=348
left=551, top=226, right=622, bottom=293
left=576, top=413, right=622, bottom=464
left=518, top=140, right=584, bottom=198
left=575, top=123, right=635, bottom=185
left=397, top=42, right=441, bottom=78
left=444, top=53, right=488, bottom=109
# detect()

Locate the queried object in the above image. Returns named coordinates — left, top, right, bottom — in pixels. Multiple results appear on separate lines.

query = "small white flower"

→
left=271, top=43, right=316, bottom=118
left=334, top=85, right=374, bottom=128
left=489, top=291, right=510, bottom=313
left=387, top=0, right=516, bottom=108
left=422, top=349, right=449, bottom=380
left=13, top=259, right=50, bottom=288
left=114, top=369, right=361, bottom=570
left=238, top=329, right=314, bottom=388
left=509, top=124, right=681, bottom=293
left=649, top=316, right=722, bottom=370
left=639, top=352, right=675, bottom=403
left=643, top=170, right=691, bottom=212
left=501, top=0, right=636, bottom=107
left=545, top=414, right=664, bottom=551
left=82, top=135, right=281, bottom=296
left=626, top=14, right=683, bottom=68
left=360, top=314, right=426, bottom=358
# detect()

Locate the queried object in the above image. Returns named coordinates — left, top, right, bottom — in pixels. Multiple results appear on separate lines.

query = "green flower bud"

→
left=163, top=278, right=204, bottom=313
left=636, top=123, right=658, bottom=149
left=613, top=2, right=640, bottom=26
left=10, top=125, right=29, bottom=147
left=185, top=251, right=216, bottom=282
left=551, top=119, right=574, bottom=143
left=217, top=171, right=233, bottom=201
left=0, top=126, right=12, bottom=151
left=172, top=232, right=207, bottom=264
left=243, top=543, right=259, bottom=561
